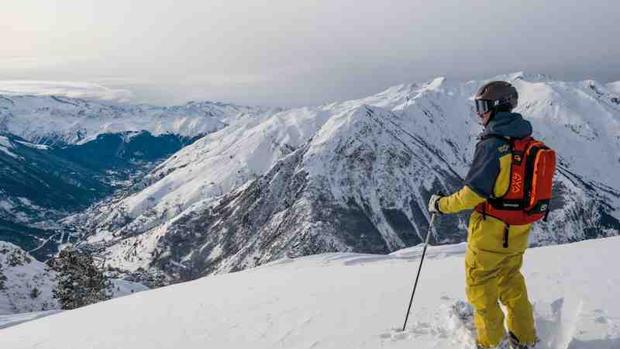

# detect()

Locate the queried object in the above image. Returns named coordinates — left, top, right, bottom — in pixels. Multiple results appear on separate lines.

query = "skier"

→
left=428, top=81, right=555, bottom=349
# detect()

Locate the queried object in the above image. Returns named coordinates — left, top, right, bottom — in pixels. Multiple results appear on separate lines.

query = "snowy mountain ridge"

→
left=0, top=94, right=273, bottom=145
left=70, top=73, right=620, bottom=283
left=1, top=236, right=619, bottom=349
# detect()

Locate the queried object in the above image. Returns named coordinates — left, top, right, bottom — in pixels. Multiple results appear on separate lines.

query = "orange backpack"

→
left=475, top=136, right=556, bottom=226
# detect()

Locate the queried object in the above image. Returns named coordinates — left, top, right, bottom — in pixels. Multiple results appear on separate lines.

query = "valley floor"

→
left=1, top=237, right=619, bottom=349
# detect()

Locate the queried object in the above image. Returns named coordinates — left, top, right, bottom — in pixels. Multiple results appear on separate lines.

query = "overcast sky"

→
left=1, top=0, right=619, bottom=106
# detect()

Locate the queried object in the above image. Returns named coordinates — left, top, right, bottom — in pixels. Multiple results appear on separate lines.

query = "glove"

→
left=428, top=194, right=444, bottom=214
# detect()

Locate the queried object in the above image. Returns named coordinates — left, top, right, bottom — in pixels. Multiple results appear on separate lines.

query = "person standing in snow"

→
left=428, top=81, right=540, bottom=349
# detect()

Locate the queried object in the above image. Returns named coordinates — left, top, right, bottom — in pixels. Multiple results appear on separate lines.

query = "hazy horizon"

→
left=2, top=0, right=619, bottom=107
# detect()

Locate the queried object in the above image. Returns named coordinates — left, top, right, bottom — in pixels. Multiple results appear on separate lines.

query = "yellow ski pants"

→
left=465, top=211, right=537, bottom=348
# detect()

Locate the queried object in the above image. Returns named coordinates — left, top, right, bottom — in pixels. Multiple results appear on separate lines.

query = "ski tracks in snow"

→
left=535, top=296, right=620, bottom=349
left=536, top=297, right=584, bottom=349
left=379, top=297, right=478, bottom=348
left=380, top=296, right=620, bottom=349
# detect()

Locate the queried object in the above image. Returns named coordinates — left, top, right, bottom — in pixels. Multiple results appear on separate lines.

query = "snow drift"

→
left=1, top=236, right=619, bottom=349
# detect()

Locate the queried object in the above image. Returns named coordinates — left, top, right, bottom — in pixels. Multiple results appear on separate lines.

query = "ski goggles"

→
left=474, top=99, right=497, bottom=114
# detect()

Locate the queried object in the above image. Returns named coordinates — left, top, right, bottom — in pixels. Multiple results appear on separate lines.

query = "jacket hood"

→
left=481, top=112, right=532, bottom=139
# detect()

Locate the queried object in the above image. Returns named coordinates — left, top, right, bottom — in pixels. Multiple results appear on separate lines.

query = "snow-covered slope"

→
left=1, top=236, right=619, bottom=349
left=0, top=95, right=270, bottom=145
left=75, top=73, right=620, bottom=282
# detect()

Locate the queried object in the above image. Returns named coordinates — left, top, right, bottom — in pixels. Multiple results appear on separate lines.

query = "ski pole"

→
left=401, top=213, right=436, bottom=332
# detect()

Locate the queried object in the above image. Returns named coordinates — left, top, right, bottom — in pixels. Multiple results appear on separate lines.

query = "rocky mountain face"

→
left=70, top=73, right=620, bottom=285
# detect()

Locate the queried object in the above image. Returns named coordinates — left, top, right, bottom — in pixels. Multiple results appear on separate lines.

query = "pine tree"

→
left=51, top=247, right=111, bottom=310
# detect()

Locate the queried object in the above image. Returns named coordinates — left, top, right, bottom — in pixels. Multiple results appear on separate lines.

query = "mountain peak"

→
left=426, top=76, right=447, bottom=90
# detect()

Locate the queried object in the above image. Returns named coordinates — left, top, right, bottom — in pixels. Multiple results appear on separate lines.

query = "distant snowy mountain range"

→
left=1, top=73, right=619, bottom=285
left=0, top=94, right=271, bottom=145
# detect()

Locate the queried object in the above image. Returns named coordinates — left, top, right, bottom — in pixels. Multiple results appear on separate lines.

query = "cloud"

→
left=2, top=1, right=619, bottom=106
left=0, top=80, right=134, bottom=102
